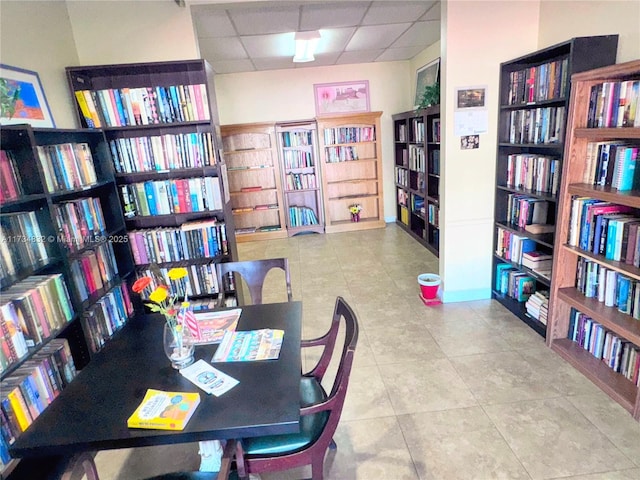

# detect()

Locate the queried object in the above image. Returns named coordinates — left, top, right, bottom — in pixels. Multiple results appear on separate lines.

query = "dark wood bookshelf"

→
left=492, top=35, right=618, bottom=338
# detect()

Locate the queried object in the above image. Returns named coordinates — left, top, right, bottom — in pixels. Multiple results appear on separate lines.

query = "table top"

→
left=10, top=301, right=303, bottom=458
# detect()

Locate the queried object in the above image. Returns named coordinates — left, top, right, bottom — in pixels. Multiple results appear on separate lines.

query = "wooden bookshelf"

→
left=492, top=36, right=618, bottom=337
left=0, top=124, right=136, bottom=476
left=276, top=121, right=324, bottom=236
left=66, top=60, right=238, bottom=305
left=547, top=59, right=640, bottom=421
left=392, top=105, right=440, bottom=255
left=316, top=112, right=385, bottom=233
left=221, top=122, right=287, bottom=242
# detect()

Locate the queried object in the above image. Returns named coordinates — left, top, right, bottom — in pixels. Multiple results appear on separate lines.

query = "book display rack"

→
left=392, top=105, right=440, bottom=255
left=0, top=124, right=136, bottom=476
left=547, top=59, right=640, bottom=420
left=221, top=123, right=287, bottom=242
left=276, top=121, right=324, bottom=236
left=316, top=112, right=385, bottom=233
left=492, top=36, right=618, bottom=337
left=66, top=60, right=238, bottom=304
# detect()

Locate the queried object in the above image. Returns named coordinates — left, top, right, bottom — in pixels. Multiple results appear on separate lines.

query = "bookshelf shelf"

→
left=392, top=106, right=439, bottom=255
left=221, top=123, right=287, bottom=242
left=492, top=36, right=618, bottom=337
left=547, top=58, right=640, bottom=421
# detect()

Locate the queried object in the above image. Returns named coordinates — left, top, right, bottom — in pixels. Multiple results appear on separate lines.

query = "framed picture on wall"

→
left=0, top=64, right=55, bottom=128
left=414, top=58, right=440, bottom=108
left=314, top=80, right=370, bottom=116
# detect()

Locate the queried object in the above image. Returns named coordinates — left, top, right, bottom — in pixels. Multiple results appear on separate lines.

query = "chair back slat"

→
left=217, top=258, right=292, bottom=305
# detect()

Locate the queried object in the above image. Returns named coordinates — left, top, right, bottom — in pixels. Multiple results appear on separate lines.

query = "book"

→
left=211, top=329, right=284, bottom=362
left=127, top=389, right=200, bottom=431
left=179, top=359, right=239, bottom=397
left=191, top=308, right=241, bottom=345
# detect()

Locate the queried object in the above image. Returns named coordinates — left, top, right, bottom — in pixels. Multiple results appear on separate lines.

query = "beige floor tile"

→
left=378, top=359, right=477, bottom=414
left=557, top=469, right=640, bottom=480
left=365, top=325, right=445, bottom=365
left=484, top=397, right=635, bottom=479
left=341, top=365, right=396, bottom=421
left=398, top=407, right=531, bottom=480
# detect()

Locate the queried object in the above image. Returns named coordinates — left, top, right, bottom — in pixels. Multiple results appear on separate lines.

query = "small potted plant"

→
left=349, top=204, right=362, bottom=222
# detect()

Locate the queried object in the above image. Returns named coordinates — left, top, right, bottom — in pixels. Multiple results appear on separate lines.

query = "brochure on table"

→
left=180, top=359, right=239, bottom=396
left=211, top=329, right=284, bottom=363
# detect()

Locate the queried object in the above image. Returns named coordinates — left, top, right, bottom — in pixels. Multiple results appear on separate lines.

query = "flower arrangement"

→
left=348, top=204, right=362, bottom=215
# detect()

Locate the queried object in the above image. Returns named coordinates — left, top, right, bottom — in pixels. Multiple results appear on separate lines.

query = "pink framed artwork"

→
left=314, top=80, right=370, bottom=116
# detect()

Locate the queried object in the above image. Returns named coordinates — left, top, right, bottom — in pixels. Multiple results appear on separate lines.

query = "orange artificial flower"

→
left=132, top=276, right=152, bottom=293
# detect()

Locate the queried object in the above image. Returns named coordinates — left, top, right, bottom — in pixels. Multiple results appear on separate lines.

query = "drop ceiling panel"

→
left=362, top=2, right=430, bottom=25
left=253, top=57, right=298, bottom=71
left=192, top=9, right=236, bottom=38
left=375, top=45, right=424, bottom=62
left=241, top=32, right=295, bottom=58
left=316, top=27, right=356, bottom=54
left=199, top=37, right=247, bottom=61
left=345, top=23, right=411, bottom=51
left=294, top=52, right=342, bottom=68
left=211, top=59, right=256, bottom=74
left=336, top=49, right=385, bottom=64
left=300, top=2, right=369, bottom=30
left=228, top=5, right=300, bottom=35
left=392, top=20, right=440, bottom=48
left=421, top=2, right=440, bottom=20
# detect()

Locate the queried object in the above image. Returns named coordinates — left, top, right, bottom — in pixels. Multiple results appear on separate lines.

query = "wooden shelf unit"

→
left=66, top=59, right=238, bottom=304
left=276, top=121, right=324, bottom=236
left=547, top=59, right=640, bottom=421
left=392, top=105, right=440, bottom=255
left=221, top=122, right=287, bottom=242
left=316, top=112, right=385, bottom=233
left=492, top=36, right=618, bottom=337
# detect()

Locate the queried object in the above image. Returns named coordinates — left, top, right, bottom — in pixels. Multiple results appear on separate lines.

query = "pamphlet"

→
left=211, top=329, right=284, bottom=363
left=191, top=308, right=241, bottom=345
left=127, top=389, right=200, bottom=430
left=179, top=359, right=239, bottom=396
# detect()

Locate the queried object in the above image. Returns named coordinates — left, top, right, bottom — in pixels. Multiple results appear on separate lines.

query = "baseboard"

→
left=441, top=288, right=491, bottom=303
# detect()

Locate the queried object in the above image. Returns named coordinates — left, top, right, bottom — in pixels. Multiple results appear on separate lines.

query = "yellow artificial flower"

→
left=149, top=287, right=169, bottom=303
left=168, top=267, right=188, bottom=280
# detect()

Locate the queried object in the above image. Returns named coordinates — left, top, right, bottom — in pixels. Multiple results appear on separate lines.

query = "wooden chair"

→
left=234, top=296, right=359, bottom=480
left=217, top=258, right=292, bottom=306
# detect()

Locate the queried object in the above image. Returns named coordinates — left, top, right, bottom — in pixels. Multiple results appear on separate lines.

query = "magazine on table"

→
left=211, top=329, right=284, bottom=363
left=191, top=308, right=241, bottom=345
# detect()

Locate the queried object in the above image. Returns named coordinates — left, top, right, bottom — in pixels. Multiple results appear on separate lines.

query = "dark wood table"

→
left=9, top=301, right=303, bottom=458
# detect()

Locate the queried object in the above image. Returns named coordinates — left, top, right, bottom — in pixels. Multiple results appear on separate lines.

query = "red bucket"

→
left=418, top=274, right=441, bottom=300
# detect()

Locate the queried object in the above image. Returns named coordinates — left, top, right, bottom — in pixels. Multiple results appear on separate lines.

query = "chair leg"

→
left=235, top=441, right=247, bottom=479
left=311, top=454, right=324, bottom=480
left=61, top=452, right=99, bottom=480
left=329, top=439, right=337, bottom=450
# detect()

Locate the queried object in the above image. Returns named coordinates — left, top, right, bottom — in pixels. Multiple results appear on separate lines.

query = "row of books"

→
left=432, top=119, right=441, bottom=143
left=396, top=167, right=408, bottom=187
left=397, top=123, right=407, bottom=143
left=495, top=227, right=536, bottom=265
left=281, top=130, right=313, bottom=147
left=575, top=257, right=640, bottom=318
left=416, top=171, right=426, bottom=192
left=289, top=206, right=319, bottom=227
left=428, top=203, right=439, bottom=227
left=567, top=198, right=640, bottom=264
left=412, top=195, right=425, bottom=216
left=507, top=106, right=565, bottom=145
left=495, top=263, right=536, bottom=302
left=506, top=58, right=569, bottom=105
left=285, top=172, right=317, bottom=191
left=409, top=145, right=425, bottom=171
left=136, top=262, right=221, bottom=297
left=235, top=225, right=282, bottom=235
left=128, top=220, right=228, bottom=265
left=568, top=308, right=640, bottom=386
left=0, top=151, right=23, bottom=204
left=397, top=188, right=408, bottom=207
left=505, top=154, right=560, bottom=195
left=582, top=142, right=639, bottom=190
left=232, top=204, right=278, bottom=214
left=109, top=132, right=217, bottom=174
left=1, top=274, right=74, bottom=364
left=429, top=150, right=440, bottom=175
left=587, top=80, right=640, bottom=128
left=0, top=211, right=50, bottom=281
left=323, top=126, right=375, bottom=145
left=0, top=338, right=77, bottom=468
left=69, top=242, right=119, bottom=302
left=525, top=291, right=549, bottom=325
left=506, top=194, right=550, bottom=228
left=521, top=251, right=552, bottom=279
left=119, top=177, right=223, bottom=218
left=410, top=118, right=425, bottom=143
left=36, top=143, right=97, bottom=194
left=324, top=146, right=359, bottom=163
left=53, top=197, right=106, bottom=252
left=74, top=84, right=210, bottom=128
left=82, top=283, right=133, bottom=354
left=282, top=149, right=314, bottom=169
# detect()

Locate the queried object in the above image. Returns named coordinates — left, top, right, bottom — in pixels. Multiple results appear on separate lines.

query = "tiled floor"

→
left=94, top=225, right=640, bottom=479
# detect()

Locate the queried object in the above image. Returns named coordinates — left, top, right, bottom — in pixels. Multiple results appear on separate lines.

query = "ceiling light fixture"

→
left=293, top=31, right=321, bottom=63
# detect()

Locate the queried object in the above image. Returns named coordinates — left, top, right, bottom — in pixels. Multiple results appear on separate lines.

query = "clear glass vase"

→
left=163, top=323, right=195, bottom=369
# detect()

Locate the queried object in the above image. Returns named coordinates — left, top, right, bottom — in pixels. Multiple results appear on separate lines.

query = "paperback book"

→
left=127, top=389, right=200, bottom=431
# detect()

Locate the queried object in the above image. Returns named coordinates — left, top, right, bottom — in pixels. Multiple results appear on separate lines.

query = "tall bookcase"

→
left=393, top=105, right=440, bottom=255
left=0, top=124, right=135, bottom=477
left=547, top=59, right=640, bottom=421
left=492, top=36, right=618, bottom=337
left=276, top=121, right=324, bottom=236
left=66, top=60, right=238, bottom=305
left=317, top=112, right=385, bottom=233
left=220, top=123, right=287, bottom=242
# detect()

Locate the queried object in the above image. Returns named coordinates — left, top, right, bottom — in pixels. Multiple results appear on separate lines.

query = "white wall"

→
left=0, top=1, right=79, bottom=128
left=439, top=0, right=540, bottom=302
left=214, top=61, right=409, bottom=222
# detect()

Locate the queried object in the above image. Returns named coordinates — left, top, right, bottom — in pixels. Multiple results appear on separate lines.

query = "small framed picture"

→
left=461, top=135, right=480, bottom=149
left=314, top=80, right=370, bottom=116
left=455, top=87, right=486, bottom=110
left=414, top=58, right=440, bottom=108
left=0, top=64, right=55, bottom=127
